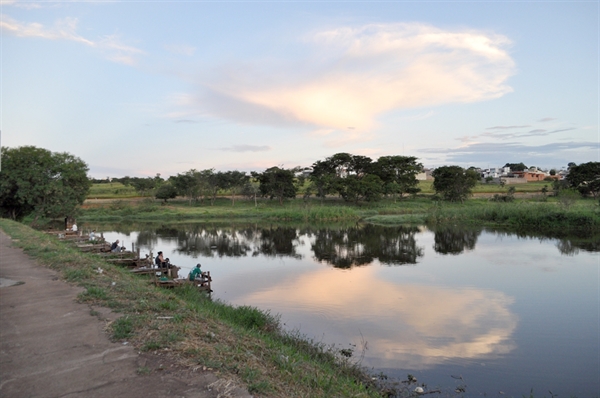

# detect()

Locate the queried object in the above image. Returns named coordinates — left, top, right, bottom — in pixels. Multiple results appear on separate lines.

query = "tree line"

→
left=110, top=153, right=425, bottom=205
left=1, top=145, right=599, bottom=223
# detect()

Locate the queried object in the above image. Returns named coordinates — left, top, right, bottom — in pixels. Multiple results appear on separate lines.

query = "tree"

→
left=220, top=171, right=249, bottom=206
left=171, top=169, right=201, bottom=204
left=503, top=162, right=527, bottom=172
left=241, top=180, right=261, bottom=207
left=566, top=161, right=600, bottom=198
left=124, top=177, right=158, bottom=197
left=431, top=166, right=480, bottom=202
left=309, top=160, right=337, bottom=202
left=371, top=156, right=423, bottom=200
left=252, top=166, right=299, bottom=205
left=310, top=153, right=380, bottom=203
left=155, top=182, right=178, bottom=203
left=0, top=146, right=90, bottom=222
left=336, top=174, right=384, bottom=203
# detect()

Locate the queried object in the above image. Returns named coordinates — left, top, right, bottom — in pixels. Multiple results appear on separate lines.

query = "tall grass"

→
left=425, top=201, right=600, bottom=231
left=80, top=189, right=598, bottom=232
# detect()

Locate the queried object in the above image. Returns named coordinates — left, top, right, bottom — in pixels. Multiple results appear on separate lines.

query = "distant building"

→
left=511, top=170, right=555, bottom=181
left=416, top=168, right=434, bottom=181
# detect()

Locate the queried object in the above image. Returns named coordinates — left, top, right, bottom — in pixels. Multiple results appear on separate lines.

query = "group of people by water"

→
left=154, top=251, right=207, bottom=282
left=66, top=222, right=208, bottom=283
left=99, top=234, right=209, bottom=283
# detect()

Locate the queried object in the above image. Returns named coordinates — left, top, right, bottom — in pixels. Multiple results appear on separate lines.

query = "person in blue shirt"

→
left=189, top=264, right=203, bottom=281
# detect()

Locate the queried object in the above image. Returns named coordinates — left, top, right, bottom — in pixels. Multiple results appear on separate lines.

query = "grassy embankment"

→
left=79, top=182, right=600, bottom=233
left=0, top=218, right=393, bottom=398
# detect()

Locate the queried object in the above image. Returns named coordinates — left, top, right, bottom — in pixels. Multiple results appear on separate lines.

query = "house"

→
left=511, top=170, right=551, bottom=181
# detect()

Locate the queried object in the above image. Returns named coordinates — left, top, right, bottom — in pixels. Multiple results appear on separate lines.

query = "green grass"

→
left=417, top=180, right=553, bottom=194
left=424, top=198, right=600, bottom=232
left=81, top=186, right=599, bottom=232
left=88, top=182, right=138, bottom=199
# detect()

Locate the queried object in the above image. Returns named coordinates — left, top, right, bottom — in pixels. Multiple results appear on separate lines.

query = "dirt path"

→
left=0, top=230, right=252, bottom=398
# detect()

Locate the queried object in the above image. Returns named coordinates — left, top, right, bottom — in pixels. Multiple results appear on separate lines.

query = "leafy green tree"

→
left=371, top=156, right=422, bottom=200
left=220, top=171, right=249, bottom=206
left=252, top=166, right=299, bottom=205
left=119, top=176, right=132, bottom=186
left=124, top=177, right=157, bottom=197
left=155, top=182, right=178, bottom=203
left=204, top=169, right=226, bottom=205
left=503, top=162, right=527, bottom=172
left=0, top=146, right=90, bottom=222
left=566, top=161, right=600, bottom=198
left=310, top=153, right=378, bottom=203
left=309, top=160, right=337, bottom=202
left=171, top=169, right=201, bottom=204
left=241, top=180, right=261, bottom=207
left=432, top=165, right=480, bottom=202
left=336, top=174, right=384, bottom=203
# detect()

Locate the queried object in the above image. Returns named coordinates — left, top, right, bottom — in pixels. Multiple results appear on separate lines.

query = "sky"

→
left=1, top=0, right=598, bottom=179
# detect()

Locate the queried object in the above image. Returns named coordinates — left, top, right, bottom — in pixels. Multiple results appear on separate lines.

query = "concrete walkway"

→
left=0, top=230, right=251, bottom=398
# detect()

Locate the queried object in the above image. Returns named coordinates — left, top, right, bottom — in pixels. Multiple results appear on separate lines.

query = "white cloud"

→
left=0, top=14, right=144, bottom=65
left=194, top=22, right=515, bottom=132
left=1, top=14, right=93, bottom=45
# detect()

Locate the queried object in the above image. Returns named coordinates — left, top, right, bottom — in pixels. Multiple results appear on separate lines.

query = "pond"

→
left=94, top=222, right=599, bottom=397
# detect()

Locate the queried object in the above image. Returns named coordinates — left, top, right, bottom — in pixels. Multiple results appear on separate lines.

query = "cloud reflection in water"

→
left=240, top=266, right=517, bottom=369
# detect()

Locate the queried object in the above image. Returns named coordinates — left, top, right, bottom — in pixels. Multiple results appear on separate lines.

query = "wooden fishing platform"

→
left=154, top=271, right=212, bottom=293
left=76, top=243, right=112, bottom=253
left=48, top=230, right=213, bottom=294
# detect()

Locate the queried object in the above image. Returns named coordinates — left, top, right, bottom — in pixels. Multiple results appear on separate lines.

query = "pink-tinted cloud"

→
left=191, top=23, right=515, bottom=132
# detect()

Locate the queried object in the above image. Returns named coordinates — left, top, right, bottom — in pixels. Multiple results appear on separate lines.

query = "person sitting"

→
left=189, top=264, right=203, bottom=281
left=110, top=239, right=121, bottom=252
left=71, top=223, right=78, bottom=232
left=155, top=251, right=167, bottom=268
left=89, top=230, right=96, bottom=241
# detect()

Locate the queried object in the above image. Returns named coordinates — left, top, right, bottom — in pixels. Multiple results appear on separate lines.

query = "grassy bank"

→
left=79, top=193, right=600, bottom=233
left=0, top=219, right=391, bottom=397
left=80, top=197, right=362, bottom=223
left=423, top=199, right=600, bottom=232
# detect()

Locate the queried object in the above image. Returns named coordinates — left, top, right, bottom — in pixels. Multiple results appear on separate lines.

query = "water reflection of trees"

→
left=312, top=224, right=424, bottom=268
left=133, top=224, right=303, bottom=259
left=491, top=228, right=600, bottom=256
left=92, top=221, right=599, bottom=263
left=555, top=235, right=600, bottom=255
left=432, top=227, right=482, bottom=255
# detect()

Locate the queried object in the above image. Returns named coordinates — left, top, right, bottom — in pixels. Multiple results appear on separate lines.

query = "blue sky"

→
left=1, top=1, right=598, bottom=178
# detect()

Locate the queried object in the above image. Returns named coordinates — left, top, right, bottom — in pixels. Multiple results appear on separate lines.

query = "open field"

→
left=88, top=182, right=138, bottom=198
left=89, top=180, right=553, bottom=200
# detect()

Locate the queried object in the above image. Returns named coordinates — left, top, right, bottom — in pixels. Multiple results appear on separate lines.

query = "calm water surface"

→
left=97, top=223, right=599, bottom=397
